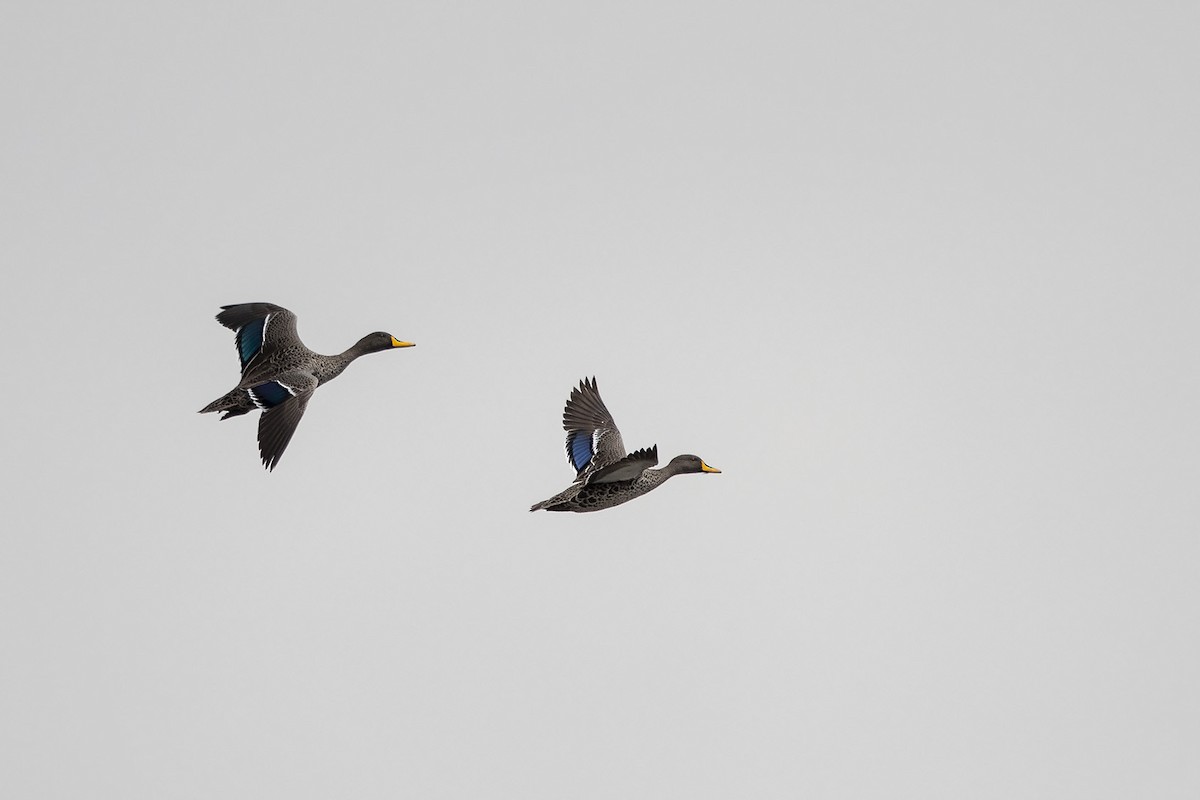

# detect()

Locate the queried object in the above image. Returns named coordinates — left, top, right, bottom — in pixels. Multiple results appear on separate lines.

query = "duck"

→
left=200, top=302, right=415, bottom=470
left=530, top=377, right=720, bottom=512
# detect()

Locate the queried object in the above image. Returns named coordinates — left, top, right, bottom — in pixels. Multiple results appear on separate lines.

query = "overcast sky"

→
left=2, top=2, right=1198, bottom=797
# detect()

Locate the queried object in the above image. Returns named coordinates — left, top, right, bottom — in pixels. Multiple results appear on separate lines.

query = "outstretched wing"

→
left=562, top=376, right=627, bottom=478
left=249, top=371, right=317, bottom=471
left=586, top=445, right=658, bottom=484
left=214, top=303, right=300, bottom=375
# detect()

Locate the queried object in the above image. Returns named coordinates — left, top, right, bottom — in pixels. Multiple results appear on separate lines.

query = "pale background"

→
left=2, top=2, right=1197, bottom=797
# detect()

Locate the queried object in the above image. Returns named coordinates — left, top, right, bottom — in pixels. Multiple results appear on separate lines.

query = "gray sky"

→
left=3, top=1, right=1198, bottom=797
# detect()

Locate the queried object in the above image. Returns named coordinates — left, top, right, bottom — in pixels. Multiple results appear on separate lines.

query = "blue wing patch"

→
left=235, top=317, right=268, bottom=368
left=568, top=431, right=594, bottom=472
left=247, top=381, right=292, bottom=409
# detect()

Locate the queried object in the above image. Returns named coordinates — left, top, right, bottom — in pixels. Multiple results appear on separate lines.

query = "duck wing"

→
left=214, top=303, right=302, bottom=376
left=247, top=371, right=317, bottom=471
left=586, top=445, right=658, bottom=484
left=562, top=376, right=627, bottom=478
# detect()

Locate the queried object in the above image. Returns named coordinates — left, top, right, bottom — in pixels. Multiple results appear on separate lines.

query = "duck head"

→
left=357, top=332, right=416, bottom=353
left=668, top=454, right=721, bottom=474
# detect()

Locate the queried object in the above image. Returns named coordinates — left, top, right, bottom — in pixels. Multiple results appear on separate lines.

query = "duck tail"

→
left=200, top=388, right=253, bottom=419
left=529, top=488, right=573, bottom=512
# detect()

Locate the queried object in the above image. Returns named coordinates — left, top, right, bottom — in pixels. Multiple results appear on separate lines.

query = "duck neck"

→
left=643, top=464, right=679, bottom=486
left=313, top=341, right=371, bottom=385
